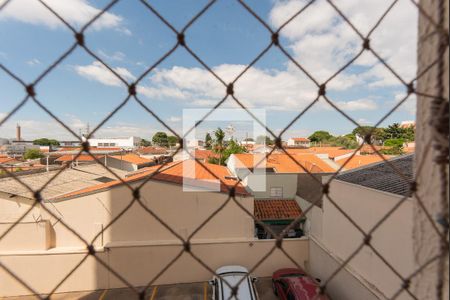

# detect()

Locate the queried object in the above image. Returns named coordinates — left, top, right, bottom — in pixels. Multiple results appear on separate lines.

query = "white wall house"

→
left=87, top=136, right=141, bottom=149
left=287, top=137, right=310, bottom=148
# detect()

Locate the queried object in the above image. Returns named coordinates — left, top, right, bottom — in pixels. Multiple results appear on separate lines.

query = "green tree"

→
left=382, top=123, right=404, bottom=140
left=308, top=131, right=333, bottom=143
left=24, top=149, right=44, bottom=160
left=140, top=139, right=152, bottom=147
left=212, top=128, right=226, bottom=164
left=255, top=135, right=274, bottom=145
left=352, top=126, right=384, bottom=144
left=208, top=139, right=246, bottom=165
left=167, top=135, right=178, bottom=147
left=205, top=133, right=212, bottom=150
left=152, top=132, right=169, bottom=147
left=33, top=138, right=60, bottom=146
left=329, top=136, right=358, bottom=149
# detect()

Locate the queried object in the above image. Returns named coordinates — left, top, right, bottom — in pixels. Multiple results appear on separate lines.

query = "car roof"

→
left=216, top=265, right=249, bottom=275
left=284, top=276, right=321, bottom=300
left=220, top=273, right=255, bottom=300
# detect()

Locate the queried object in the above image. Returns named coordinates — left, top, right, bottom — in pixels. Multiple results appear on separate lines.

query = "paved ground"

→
left=1, top=277, right=278, bottom=299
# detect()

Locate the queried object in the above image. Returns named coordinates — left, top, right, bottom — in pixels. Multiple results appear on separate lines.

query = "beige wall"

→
left=0, top=180, right=254, bottom=250
left=312, top=180, right=414, bottom=299
left=0, top=238, right=309, bottom=297
left=249, top=173, right=298, bottom=199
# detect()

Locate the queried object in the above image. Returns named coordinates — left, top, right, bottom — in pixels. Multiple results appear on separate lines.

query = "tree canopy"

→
left=152, top=132, right=169, bottom=147
left=167, top=136, right=179, bottom=147
left=140, top=139, right=152, bottom=147
left=308, top=131, right=333, bottom=143
left=33, top=138, right=59, bottom=146
left=24, top=148, right=44, bottom=160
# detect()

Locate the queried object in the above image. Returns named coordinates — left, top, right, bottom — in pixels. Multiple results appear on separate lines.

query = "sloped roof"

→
left=335, top=154, right=394, bottom=170
left=55, top=155, right=104, bottom=162
left=254, top=199, right=302, bottom=220
left=336, top=154, right=414, bottom=196
left=138, top=146, right=168, bottom=155
left=290, top=137, right=310, bottom=142
left=109, top=154, right=153, bottom=165
left=53, top=160, right=249, bottom=200
left=232, top=153, right=335, bottom=173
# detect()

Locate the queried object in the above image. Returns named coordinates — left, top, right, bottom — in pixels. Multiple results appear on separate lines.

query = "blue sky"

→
left=0, top=0, right=417, bottom=141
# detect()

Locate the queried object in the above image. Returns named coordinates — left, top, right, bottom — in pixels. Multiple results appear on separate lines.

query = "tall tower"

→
left=16, top=124, right=21, bottom=141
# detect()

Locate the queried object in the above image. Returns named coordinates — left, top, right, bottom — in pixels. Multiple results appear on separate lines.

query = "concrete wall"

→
left=0, top=180, right=254, bottom=249
left=0, top=238, right=309, bottom=297
left=248, top=173, right=298, bottom=199
left=105, top=156, right=137, bottom=172
left=414, top=0, right=449, bottom=298
left=309, top=180, right=415, bottom=299
left=296, top=173, right=332, bottom=207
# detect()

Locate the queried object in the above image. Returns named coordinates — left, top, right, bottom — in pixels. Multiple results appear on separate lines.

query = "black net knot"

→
left=87, top=245, right=96, bottom=255
left=81, top=141, right=90, bottom=152
left=177, top=33, right=185, bottom=46
left=133, top=188, right=140, bottom=199
left=362, top=38, right=370, bottom=50
left=26, top=84, right=36, bottom=97
left=275, top=137, right=282, bottom=148
left=75, top=32, right=84, bottom=46
left=34, top=191, right=42, bottom=203
left=271, top=33, right=279, bottom=46
left=363, top=234, right=372, bottom=245
left=318, top=84, right=326, bottom=96
left=322, top=183, right=329, bottom=195
left=128, top=83, right=136, bottom=96
left=407, top=82, right=415, bottom=94
left=227, top=83, right=234, bottom=95
left=229, top=187, right=235, bottom=198
left=183, top=241, right=191, bottom=252
left=275, top=237, right=283, bottom=248
left=402, top=279, right=410, bottom=290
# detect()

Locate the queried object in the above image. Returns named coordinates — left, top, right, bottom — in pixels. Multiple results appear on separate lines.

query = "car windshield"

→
left=220, top=274, right=255, bottom=300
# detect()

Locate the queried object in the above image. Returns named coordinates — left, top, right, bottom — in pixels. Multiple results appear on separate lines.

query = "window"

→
left=270, top=187, right=283, bottom=198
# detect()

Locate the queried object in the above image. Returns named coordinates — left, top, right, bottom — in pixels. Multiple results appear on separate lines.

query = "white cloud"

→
left=98, top=50, right=126, bottom=62
left=26, top=58, right=41, bottom=66
left=269, top=0, right=418, bottom=85
left=333, top=98, right=378, bottom=111
left=74, top=61, right=135, bottom=87
left=0, top=0, right=128, bottom=32
left=167, top=116, right=181, bottom=123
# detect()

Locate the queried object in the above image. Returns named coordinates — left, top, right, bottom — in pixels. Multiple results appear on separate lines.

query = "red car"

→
left=272, top=268, right=330, bottom=300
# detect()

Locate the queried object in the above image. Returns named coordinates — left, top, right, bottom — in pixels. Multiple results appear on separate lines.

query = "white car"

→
left=209, top=265, right=259, bottom=300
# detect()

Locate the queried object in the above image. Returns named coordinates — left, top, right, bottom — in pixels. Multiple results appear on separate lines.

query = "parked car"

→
left=209, top=265, right=259, bottom=300
left=272, top=268, right=330, bottom=300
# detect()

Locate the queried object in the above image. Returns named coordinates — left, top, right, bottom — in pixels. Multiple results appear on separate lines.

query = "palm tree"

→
left=214, top=128, right=226, bottom=165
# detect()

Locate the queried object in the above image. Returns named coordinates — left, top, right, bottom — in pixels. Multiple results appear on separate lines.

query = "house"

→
left=87, top=136, right=142, bottom=149
left=254, top=199, right=303, bottom=239
left=137, top=146, right=168, bottom=160
left=299, top=154, right=415, bottom=300
left=287, top=137, right=311, bottom=148
left=55, top=154, right=105, bottom=165
left=105, top=154, right=154, bottom=171
left=335, top=154, right=393, bottom=170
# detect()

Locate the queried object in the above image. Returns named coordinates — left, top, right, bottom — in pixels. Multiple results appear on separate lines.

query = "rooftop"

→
left=55, top=154, right=104, bottom=162
left=109, top=154, right=153, bottom=165
left=137, top=146, right=168, bottom=155
left=335, top=154, right=393, bottom=170
left=232, top=153, right=336, bottom=173
left=336, top=154, right=414, bottom=196
left=0, top=164, right=128, bottom=199
left=53, top=160, right=249, bottom=200
left=254, top=199, right=302, bottom=221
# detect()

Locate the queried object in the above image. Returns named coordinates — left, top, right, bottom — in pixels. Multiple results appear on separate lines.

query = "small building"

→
left=254, top=199, right=303, bottom=239
left=287, top=137, right=311, bottom=148
left=137, top=146, right=168, bottom=160
left=105, top=154, right=154, bottom=171
left=87, top=136, right=141, bottom=149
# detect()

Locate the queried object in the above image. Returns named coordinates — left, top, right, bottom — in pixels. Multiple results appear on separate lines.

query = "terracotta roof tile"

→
left=232, top=153, right=335, bottom=173
left=0, top=157, right=18, bottom=164
left=290, top=137, right=310, bottom=142
left=53, top=160, right=249, bottom=200
left=138, top=146, right=168, bottom=155
left=336, top=154, right=394, bottom=170
left=55, top=155, right=104, bottom=162
left=254, top=199, right=302, bottom=220
left=109, top=154, right=153, bottom=165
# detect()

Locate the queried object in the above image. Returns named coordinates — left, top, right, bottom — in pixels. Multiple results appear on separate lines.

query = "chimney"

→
left=16, top=124, right=21, bottom=141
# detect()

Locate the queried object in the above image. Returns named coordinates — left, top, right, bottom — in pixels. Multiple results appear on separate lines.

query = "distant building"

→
left=287, top=137, right=311, bottom=148
left=186, top=139, right=204, bottom=149
left=400, top=120, right=416, bottom=128
left=87, top=136, right=141, bottom=149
